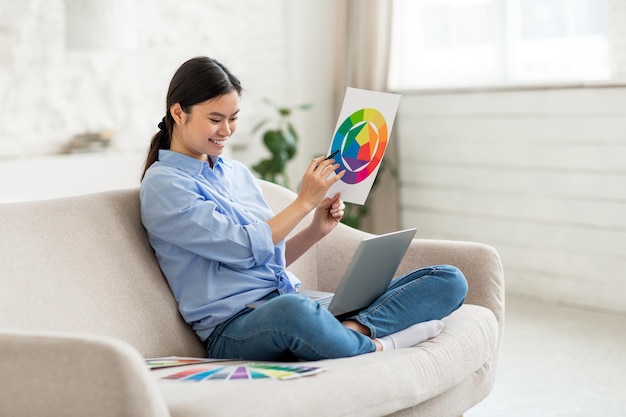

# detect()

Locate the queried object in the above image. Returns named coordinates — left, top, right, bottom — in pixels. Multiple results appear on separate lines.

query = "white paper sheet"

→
left=324, top=87, right=401, bottom=204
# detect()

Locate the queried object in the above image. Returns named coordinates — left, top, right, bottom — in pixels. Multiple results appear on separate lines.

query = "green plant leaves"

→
left=252, top=99, right=311, bottom=189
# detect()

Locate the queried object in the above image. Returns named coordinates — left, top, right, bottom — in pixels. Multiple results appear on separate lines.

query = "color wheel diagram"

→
left=330, top=108, right=388, bottom=185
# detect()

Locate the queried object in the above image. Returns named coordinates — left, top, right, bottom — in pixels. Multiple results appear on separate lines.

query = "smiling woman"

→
left=138, top=55, right=467, bottom=362
left=142, top=57, right=243, bottom=177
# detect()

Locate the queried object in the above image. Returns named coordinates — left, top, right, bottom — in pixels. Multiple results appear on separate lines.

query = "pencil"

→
left=324, top=149, right=340, bottom=161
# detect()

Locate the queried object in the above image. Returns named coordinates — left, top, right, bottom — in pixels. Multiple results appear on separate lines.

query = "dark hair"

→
left=141, top=57, right=242, bottom=179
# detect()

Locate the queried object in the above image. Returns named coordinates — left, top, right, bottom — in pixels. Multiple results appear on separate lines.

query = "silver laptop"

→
left=248, top=228, right=417, bottom=317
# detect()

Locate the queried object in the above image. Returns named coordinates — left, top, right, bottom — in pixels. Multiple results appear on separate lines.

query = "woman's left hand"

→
left=284, top=193, right=345, bottom=266
left=312, top=193, right=345, bottom=237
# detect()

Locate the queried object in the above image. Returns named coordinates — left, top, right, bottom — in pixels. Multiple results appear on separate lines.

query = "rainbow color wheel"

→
left=331, top=108, right=388, bottom=184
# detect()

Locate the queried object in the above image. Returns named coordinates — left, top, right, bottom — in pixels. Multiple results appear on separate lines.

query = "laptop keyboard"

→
left=316, top=296, right=333, bottom=309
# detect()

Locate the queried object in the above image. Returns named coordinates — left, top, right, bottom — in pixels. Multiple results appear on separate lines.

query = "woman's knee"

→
left=260, top=294, right=322, bottom=328
left=436, top=265, right=469, bottom=307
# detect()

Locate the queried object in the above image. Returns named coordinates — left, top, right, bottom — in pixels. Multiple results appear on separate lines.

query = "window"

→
left=388, top=0, right=611, bottom=90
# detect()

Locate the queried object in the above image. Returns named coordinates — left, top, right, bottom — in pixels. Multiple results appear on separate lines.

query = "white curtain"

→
left=333, top=0, right=399, bottom=233
left=333, top=0, right=392, bottom=111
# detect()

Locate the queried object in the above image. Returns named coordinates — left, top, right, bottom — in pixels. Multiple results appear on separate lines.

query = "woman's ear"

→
left=169, top=103, right=186, bottom=126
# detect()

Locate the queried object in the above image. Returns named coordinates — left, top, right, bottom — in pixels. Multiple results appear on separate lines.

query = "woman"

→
left=140, top=56, right=467, bottom=361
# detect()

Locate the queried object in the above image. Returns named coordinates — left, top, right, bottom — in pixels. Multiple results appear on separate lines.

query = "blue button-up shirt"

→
left=140, top=150, right=300, bottom=341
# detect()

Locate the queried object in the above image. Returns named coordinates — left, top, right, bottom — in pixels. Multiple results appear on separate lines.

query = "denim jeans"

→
left=206, top=265, right=468, bottom=361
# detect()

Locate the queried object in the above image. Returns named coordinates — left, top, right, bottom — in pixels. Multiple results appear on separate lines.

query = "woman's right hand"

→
left=265, top=156, right=344, bottom=245
left=296, top=156, right=345, bottom=211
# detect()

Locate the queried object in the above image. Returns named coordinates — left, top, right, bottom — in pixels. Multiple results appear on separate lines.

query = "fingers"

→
left=309, top=156, right=327, bottom=172
left=331, top=167, right=346, bottom=183
left=299, top=157, right=346, bottom=212
left=330, top=200, right=345, bottom=219
left=307, top=156, right=345, bottom=183
left=326, top=193, right=345, bottom=219
left=310, top=156, right=337, bottom=174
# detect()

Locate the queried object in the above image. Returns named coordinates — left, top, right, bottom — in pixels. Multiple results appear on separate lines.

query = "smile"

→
left=210, top=139, right=227, bottom=145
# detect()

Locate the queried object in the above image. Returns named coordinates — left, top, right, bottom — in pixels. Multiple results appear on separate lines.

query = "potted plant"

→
left=252, top=99, right=312, bottom=188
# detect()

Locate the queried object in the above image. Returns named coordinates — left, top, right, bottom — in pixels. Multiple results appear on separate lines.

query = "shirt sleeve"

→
left=140, top=171, right=276, bottom=269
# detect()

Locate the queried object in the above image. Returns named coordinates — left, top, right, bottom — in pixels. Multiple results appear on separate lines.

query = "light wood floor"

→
left=466, top=296, right=626, bottom=417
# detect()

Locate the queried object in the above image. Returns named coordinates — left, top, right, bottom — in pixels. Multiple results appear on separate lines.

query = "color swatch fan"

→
left=160, top=363, right=325, bottom=382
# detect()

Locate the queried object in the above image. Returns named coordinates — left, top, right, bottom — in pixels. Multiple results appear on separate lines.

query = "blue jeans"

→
left=206, top=265, right=467, bottom=361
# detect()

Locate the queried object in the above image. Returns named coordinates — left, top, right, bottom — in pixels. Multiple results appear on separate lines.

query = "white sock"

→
left=375, top=320, right=444, bottom=351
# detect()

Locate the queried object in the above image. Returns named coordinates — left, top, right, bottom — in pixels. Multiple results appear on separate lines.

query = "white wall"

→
left=0, top=0, right=336, bottom=199
left=5, top=0, right=622, bottom=313
left=395, top=86, right=626, bottom=313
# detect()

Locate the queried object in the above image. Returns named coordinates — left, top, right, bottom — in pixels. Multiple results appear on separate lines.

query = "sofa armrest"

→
left=317, top=226, right=504, bottom=337
left=397, top=239, right=505, bottom=328
left=0, top=331, right=170, bottom=417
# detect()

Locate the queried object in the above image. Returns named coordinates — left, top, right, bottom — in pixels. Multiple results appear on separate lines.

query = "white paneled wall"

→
left=396, top=87, right=626, bottom=313
left=5, top=0, right=623, bottom=312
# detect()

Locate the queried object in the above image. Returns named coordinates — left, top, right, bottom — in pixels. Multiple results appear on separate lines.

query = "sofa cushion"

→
left=153, top=304, right=497, bottom=417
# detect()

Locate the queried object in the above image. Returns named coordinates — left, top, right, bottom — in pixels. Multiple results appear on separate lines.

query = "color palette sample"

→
left=145, top=357, right=221, bottom=369
left=330, top=107, right=388, bottom=185
left=161, top=363, right=325, bottom=381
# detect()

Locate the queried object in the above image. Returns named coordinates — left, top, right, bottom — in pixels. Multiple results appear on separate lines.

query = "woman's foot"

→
left=375, top=320, right=444, bottom=351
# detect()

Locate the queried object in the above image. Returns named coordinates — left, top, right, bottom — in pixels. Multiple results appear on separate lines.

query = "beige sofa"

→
left=0, top=180, right=504, bottom=417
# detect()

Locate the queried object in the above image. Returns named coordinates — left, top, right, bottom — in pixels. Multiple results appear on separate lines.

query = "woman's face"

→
left=170, top=90, right=240, bottom=160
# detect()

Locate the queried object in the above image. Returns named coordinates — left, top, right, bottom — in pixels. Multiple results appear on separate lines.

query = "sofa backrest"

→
left=0, top=189, right=205, bottom=358
left=0, top=181, right=319, bottom=358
